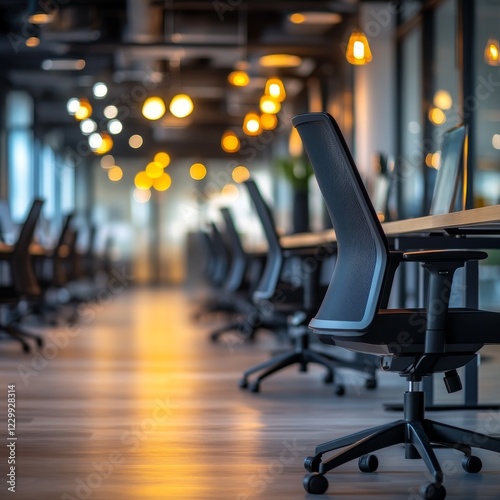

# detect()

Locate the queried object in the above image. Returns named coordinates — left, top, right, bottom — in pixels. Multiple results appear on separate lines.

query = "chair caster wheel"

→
left=249, top=382, right=260, bottom=393
left=358, top=454, right=378, bottom=473
left=36, top=337, right=44, bottom=348
left=239, top=379, right=248, bottom=389
left=209, top=333, right=219, bottom=343
left=323, top=372, right=334, bottom=384
left=462, top=455, right=482, bottom=473
left=303, top=473, right=328, bottom=495
left=22, top=343, right=31, bottom=354
left=419, top=482, right=446, bottom=500
left=365, top=378, right=377, bottom=390
left=304, top=455, right=322, bottom=473
left=335, top=385, right=345, bottom=396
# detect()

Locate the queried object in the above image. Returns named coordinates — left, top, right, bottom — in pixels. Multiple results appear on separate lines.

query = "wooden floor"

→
left=1, top=287, right=500, bottom=500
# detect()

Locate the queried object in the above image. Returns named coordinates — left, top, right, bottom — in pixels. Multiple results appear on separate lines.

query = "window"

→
left=6, top=91, right=34, bottom=222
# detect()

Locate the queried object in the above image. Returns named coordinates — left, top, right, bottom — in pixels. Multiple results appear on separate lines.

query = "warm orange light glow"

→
left=129, top=134, right=143, bottom=149
left=485, top=38, right=500, bottom=66
left=264, top=78, right=286, bottom=102
left=29, top=13, right=54, bottom=24
left=288, top=12, right=342, bottom=25
left=221, top=184, right=239, bottom=199
left=259, top=54, right=302, bottom=68
left=100, top=155, right=115, bottom=169
left=108, top=166, right=123, bottom=182
left=289, top=13, right=306, bottom=24
left=142, top=96, right=166, bottom=120
left=154, top=152, right=171, bottom=168
left=228, top=70, right=250, bottom=87
left=428, top=106, right=446, bottom=125
left=232, top=166, right=250, bottom=183
left=169, top=94, right=194, bottom=118
left=243, top=112, right=262, bottom=136
left=145, top=161, right=164, bottom=179
left=426, top=152, right=441, bottom=169
left=289, top=127, right=303, bottom=157
left=94, top=132, right=113, bottom=155
left=153, top=173, right=172, bottom=191
left=259, top=95, right=281, bottom=114
left=346, top=30, right=373, bottom=65
left=134, top=172, right=153, bottom=190
left=431, top=152, right=441, bottom=169
left=221, top=130, right=240, bottom=153
left=433, top=90, right=453, bottom=110
left=260, top=113, right=278, bottom=130
left=26, top=37, right=40, bottom=48
left=190, top=163, right=207, bottom=180
left=74, top=98, right=92, bottom=120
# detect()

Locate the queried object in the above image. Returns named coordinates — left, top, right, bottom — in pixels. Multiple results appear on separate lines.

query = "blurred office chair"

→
left=33, top=213, right=76, bottom=321
left=293, top=112, right=500, bottom=500
left=239, top=179, right=377, bottom=393
left=209, top=207, right=264, bottom=341
left=0, top=199, right=44, bottom=352
left=193, top=221, right=234, bottom=321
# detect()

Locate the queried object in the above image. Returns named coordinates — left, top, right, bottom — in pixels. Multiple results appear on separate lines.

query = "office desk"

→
left=0, top=243, right=48, bottom=258
left=279, top=205, right=500, bottom=410
left=281, top=205, right=500, bottom=249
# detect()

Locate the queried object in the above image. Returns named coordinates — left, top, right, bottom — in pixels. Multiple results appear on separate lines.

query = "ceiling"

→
left=0, top=0, right=360, bottom=159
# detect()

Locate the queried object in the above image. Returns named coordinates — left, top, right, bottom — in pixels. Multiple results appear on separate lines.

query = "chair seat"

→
left=315, top=307, right=500, bottom=356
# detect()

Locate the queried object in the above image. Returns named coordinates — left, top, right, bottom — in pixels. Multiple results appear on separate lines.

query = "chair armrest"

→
left=402, top=249, right=487, bottom=357
left=403, top=249, right=488, bottom=263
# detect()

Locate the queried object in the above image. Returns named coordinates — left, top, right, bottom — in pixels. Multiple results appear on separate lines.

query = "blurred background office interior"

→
left=0, top=0, right=497, bottom=296
left=1, top=1, right=500, bottom=499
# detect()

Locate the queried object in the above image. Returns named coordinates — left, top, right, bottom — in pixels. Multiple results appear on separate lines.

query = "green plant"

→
left=274, top=157, right=313, bottom=191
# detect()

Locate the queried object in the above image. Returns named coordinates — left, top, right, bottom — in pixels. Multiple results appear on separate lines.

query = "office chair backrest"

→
left=292, top=112, right=389, bottom=332
left=220, top=207, right=247, bottom=292
left=52, top=213, right=75, bottom=287
left=244, top=179, right=283, bottom=302
left=209, top=221, right=229, bottom=288
left=429, top=124, right=467, bottom=215
left=12, top=199, right=44, bottom=295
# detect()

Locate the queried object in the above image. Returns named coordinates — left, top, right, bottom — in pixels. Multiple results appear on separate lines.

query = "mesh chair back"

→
left=220, top=207, right=247, bottom=292
left=52, top=213, right=75, bottom=287
left=209, top=221, right=229, bottom=288
left=12, top=199, right=44, bottom=295
left=244, top=180, right=283, bottom=301
left=292, top=112, right=389, bottom=333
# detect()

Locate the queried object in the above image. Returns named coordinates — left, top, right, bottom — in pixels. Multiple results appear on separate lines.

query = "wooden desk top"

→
left=280, top=205, right=500, bottom=249
left=0, top=243, right=49, bottom=257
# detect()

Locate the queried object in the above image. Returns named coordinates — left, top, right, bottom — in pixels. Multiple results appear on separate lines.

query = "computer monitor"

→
left=429, top=124, right=467, bottom=216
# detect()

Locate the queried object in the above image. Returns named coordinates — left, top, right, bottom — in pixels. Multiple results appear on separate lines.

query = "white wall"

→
left=354, top=2, right=396, bottom=180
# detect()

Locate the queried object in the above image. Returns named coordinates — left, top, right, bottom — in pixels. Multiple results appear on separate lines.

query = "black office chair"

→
left=0, top=199, right=44, bottom=351
left=192, top=222, right=232, bottom=322
left=239, top=179, right=377, bottom=393
left=293, top=112, right=500, bottom=500
left=31, top=213, right=77, bottom=321
left=209, top=207, right=264, bottom=341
